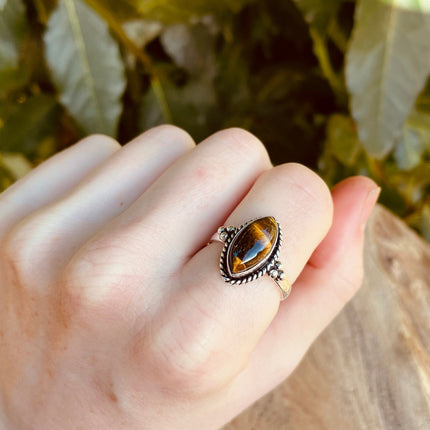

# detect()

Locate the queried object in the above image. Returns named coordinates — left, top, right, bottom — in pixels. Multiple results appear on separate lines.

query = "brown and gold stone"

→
left=228, top=216, right=278, bottom=276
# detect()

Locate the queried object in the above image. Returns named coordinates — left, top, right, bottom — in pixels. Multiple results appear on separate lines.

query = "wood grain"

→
left=223, top=205, right=430, bottom=430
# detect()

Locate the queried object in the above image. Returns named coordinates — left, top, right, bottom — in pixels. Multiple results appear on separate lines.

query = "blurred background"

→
left=1, top=0, right=429, bottom=240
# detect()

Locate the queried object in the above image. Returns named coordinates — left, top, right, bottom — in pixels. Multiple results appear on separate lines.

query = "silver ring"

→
left=212, top=216, right=291, bottom=300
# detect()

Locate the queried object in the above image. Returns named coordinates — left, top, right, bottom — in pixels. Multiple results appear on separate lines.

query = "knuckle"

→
left=2, top=220, right=44, bottom=289
left=148, top=124, right=196, bottom=150
left=216, top=128, right=271, bottom=166
left=79, top=134, right=121, bottom=152
left=61, top=238, right=141, bottom=322
left=145, top=302, right=228, bottom=396
left=268, top=163, right=333, bottom=227
left=152, top=340, right=210, bottom=394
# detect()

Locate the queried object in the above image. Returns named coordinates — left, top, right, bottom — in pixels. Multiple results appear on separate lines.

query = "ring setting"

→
left=216, top=216, right=291, bottom=300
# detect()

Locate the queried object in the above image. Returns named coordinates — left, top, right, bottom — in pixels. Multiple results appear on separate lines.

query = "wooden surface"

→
left=224, top=205, right=430, bottom=430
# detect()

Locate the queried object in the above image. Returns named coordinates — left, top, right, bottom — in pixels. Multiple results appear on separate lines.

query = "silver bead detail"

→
left=219, top=231, right=228, bottom=241
left=269, top=269, right=279, bottom=278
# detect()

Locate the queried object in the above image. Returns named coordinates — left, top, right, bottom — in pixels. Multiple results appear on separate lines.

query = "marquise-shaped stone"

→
left=228, top=216, right=278, bottom=276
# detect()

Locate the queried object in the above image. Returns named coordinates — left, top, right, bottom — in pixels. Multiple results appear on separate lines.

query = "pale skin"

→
left=0, top=126, right=379, bottom=429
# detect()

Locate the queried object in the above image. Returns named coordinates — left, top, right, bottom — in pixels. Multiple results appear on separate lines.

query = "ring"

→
left=213, top=216, right=291, bottom=300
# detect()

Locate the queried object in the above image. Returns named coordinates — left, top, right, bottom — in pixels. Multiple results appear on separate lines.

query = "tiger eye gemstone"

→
left=229, top=216, right=278, bottom=275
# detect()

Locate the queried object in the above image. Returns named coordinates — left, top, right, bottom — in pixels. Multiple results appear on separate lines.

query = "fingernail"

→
left=360, top=186, right=381, bottom=231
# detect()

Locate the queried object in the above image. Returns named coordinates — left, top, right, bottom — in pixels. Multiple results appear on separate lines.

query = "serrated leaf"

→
left=0, top=94, right=59, bottom=157
left=44, top=0, right=126, bottom=136
left=346, top=0, right=430, bottom=158
left=292, top=0, right=342, bottom=35
left=0, top=0, right=27, bottom=70
left=135, top=0, right=254, bottom=24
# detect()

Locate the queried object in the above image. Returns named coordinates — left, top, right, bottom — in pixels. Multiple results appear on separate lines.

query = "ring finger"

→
left=4, top=125, right=195, bottom=287
left=150, top=163, right=333, bottom=392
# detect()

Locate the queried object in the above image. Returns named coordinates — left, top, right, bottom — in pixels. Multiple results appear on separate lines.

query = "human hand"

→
left=0, top=126, right=379, bottom=429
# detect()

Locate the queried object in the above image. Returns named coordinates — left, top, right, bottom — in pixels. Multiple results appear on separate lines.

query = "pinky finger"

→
left=0, top=134, right=120, bottom=238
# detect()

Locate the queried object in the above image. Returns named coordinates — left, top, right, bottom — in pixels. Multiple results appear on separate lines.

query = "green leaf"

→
left=394, top=110, right=430, bottom=170
left=0, top=66, right=28, bottom=98
left=85, top=0, right=142, bottom=21
left=409, top=202, right=430, bottom=242
left=407, top=108, right=430, bottom=146
left=135, top=0, right=255, bottom=23
left=386, top=161, right=430, bottom=205
left=44, top=0, right=126, bottom=137
left=420, top=203, right=430, bottom=242
left=292, top=0, right=343, bottom=35
left=0, top=152, right=32, bottom=179
left=346, top=0, right=430, bottom=158
left=380, top=0, right=430, bottom=13
left=0, top=0, right=27, bottom=70
left=140, top=78, right=217, bottom=142
left=0, top=157, right=15, bottom=191
left=0, top=94, right=59, bottom=158
left=394, top=126, right=424, bottom=170
left=326, top=114, right=361, bottom=166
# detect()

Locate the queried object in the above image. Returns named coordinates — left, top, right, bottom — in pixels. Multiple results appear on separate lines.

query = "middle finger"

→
left=80, top=128, right=272, bottom=278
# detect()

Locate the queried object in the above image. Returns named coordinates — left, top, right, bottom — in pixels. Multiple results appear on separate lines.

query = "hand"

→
left=0, top=126, right=379, bottom=429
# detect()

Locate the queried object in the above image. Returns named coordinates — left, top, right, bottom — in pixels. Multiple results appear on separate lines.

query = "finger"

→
left=147, top=164, right=333, bottom=392
left=0, top=134, right=120, bottom=238
left=69, top=128, right=272, bottom=289
left=114, top=128, right=271, bottom=264
left=4, top=125, right=195, bottom=287
left=225, top=176, right=379, bottom=416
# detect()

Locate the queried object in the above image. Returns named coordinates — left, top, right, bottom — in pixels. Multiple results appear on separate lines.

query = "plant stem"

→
left=310, top=29, right=346, bottom=102
left=150, top=75, right=173, bottom=123
left=328, top=19, right=348, bottom=53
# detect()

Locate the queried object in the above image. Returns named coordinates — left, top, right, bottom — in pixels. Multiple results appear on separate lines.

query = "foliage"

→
left=0, top=0, right=429, bottom=240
